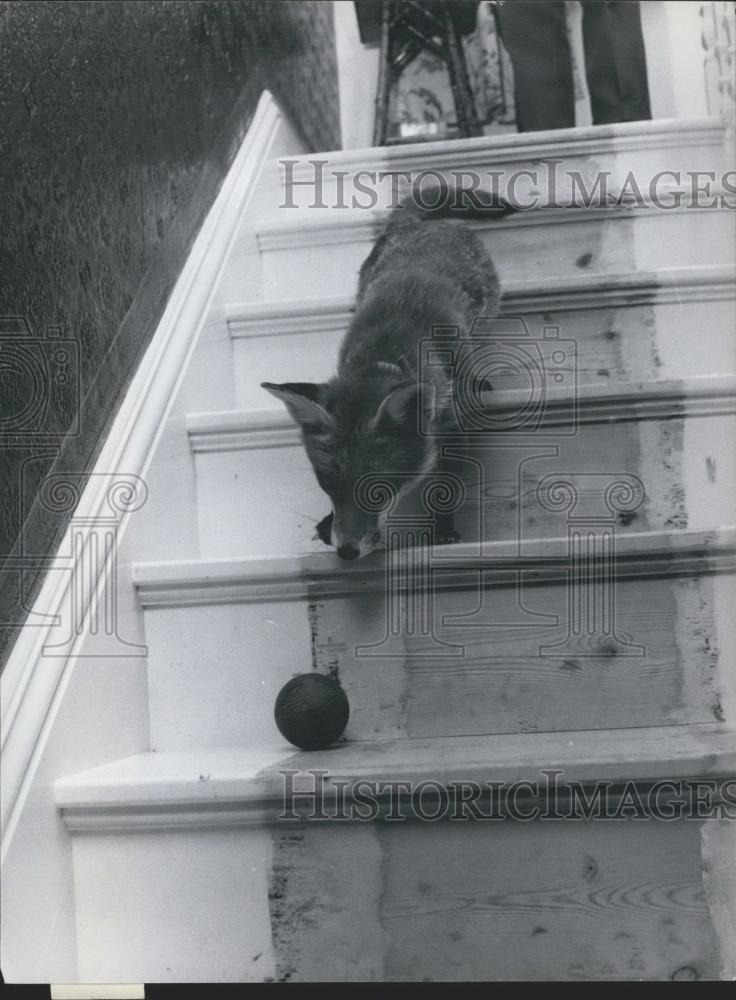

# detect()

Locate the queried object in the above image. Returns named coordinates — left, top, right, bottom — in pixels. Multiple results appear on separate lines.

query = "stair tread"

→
left=255, top=195, right=734, bottom=243
left=185, top=374, right=736, bottom=434
left=131, top=525, right=736, bottom=594
left=254, top=185, right=736, bottom=247
left=224, top=264, right=736, bottom=327
left=55, top=723, right=735, bottom=813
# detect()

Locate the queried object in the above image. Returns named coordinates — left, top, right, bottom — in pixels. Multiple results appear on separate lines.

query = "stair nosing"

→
left=185, top=375, right=736, bottom=453
left=254, top=186, right=735, bottom=251
left=131, top=526, right=736, bottom=608
left=225, top=265, right=736, bottom=338
left=275, top=117, right=727, bottom=180
left=54, top=722, right=736, bottom=830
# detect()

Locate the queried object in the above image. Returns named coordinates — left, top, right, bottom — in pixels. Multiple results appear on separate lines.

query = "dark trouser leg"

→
left=581, top=0, right=651, bottom=124
left=495, top=0, right=575, bottom=131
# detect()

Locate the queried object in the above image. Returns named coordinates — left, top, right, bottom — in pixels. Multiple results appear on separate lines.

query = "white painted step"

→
left=254, top=196, right=735, bottom=300
left=185, top=376, right=736, bottom=557
left=253, top=118, right=734, bottom=303
left=186, top=406, right=327, bottom=557
left=228, top=267, right=736, bottom=410
left=55, top=724, right=736, bottom=815
left=56, top=724, right=736, bottom=982
left=273, top=118, right=731, bottom=213
left=131, top=528, right=736, bottom=750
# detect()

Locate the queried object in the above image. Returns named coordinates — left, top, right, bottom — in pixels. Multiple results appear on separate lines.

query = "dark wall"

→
left=0, top=0, right=340, bottom=663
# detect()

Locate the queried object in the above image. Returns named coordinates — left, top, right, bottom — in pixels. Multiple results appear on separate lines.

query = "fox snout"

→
left=261, top=377, right=441, bottom=561
left=334, top=534, right=382, bottom=560
left=330, top=506, right=384, bottom=560
left=336, top=542, right=361, bottom=561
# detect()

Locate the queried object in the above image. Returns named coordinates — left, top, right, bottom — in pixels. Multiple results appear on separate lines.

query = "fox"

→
left=262, top=181, right=513, bottom=560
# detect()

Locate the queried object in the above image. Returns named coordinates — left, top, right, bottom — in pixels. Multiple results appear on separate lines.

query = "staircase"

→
left=53, top=112, right=736, bottom=981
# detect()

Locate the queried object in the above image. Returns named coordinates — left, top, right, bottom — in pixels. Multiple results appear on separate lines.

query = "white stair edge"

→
left=255, top=184, right=735, bottom=251
left=228, top=295, right=354, bottom=337
left=278, top=117, right=728, bottom=179
left=55, top=723, right=736, bottom=830
left=186, top=375, right=736, bottom=453
left=131, top=526, right=736, bottom=607
left=0, top=90, right=287, bottom=855
left=226, top=265, right=736, bottom=338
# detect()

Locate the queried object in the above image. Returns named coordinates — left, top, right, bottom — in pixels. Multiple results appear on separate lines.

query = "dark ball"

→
left=274, top=673, right=350, bottom=750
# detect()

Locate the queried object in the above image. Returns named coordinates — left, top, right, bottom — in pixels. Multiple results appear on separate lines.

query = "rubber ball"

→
left=274, top=673, right=350, bottom=750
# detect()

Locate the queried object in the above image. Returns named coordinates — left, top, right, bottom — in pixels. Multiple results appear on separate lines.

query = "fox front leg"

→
left=431, top=451, right=462, bottom=546
left=434, top=512, right=461, bottom=546
left=315, top=511, right=334, bottom=547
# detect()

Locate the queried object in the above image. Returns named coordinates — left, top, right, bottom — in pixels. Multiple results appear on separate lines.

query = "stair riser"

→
left=452, top=408, right=736, bottom=543
left=140, top=565, right=733, bottom=749
left=257, top=207, right=735, bottom=299
left=266, top=815, right=726, bottom=982
left=234, top=295, right=736, bottom=409
left=310, top=570, right=732, bottom=740
left=68, top=813, right=729, bottom=981
left=193, top=441, right=327, bottom=558
left=143, top=599, right=312, bottom=752
left=190, top=409, right=736, bottom=557
left=236, top=327, right=344, bottom=410
left=70, top=826, right=274, bottom=982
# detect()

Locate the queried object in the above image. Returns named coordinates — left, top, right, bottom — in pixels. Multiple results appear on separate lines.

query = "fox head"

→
left=262, top=371, right=439, bottom=559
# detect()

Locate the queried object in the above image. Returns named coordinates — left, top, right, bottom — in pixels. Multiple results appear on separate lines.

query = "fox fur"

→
left=262, top=183, right=512, bottom=559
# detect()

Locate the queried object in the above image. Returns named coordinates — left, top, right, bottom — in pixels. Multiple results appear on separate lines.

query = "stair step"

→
left=131, top=528, right=736, bottom=749
left=54, top=117, right=736, bottom=985
left=275, top=117, right=731, bottom=213
left=226, top=267, right=736, bottom=408
left=254, top=196, right=735, bottom=300
left=185, top=376, right=736, bottom=558
left=55, top=726, right=736, bottom=981
left=56, top=723, right=736, bottom=824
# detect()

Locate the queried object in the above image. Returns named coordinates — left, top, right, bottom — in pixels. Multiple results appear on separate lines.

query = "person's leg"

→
left=581, top=0, right=651, bottom=124
left=495, top=0, right=575, bottom=131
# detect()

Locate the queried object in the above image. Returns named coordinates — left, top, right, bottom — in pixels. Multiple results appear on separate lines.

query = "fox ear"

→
left=261, top=382, right=333, bottom=431
left=369, top=381, right=436, bottom=434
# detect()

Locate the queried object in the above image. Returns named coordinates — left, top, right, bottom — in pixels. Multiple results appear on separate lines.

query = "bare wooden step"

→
left=226, top=266, right=736, bottom=408
left=131, top=528, right=736, bottom=750
left=184, top=375, right=736, bottom=557
left=254, top=193, right=735, bottom=299
left=55, top=725, right=736, bottom=982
